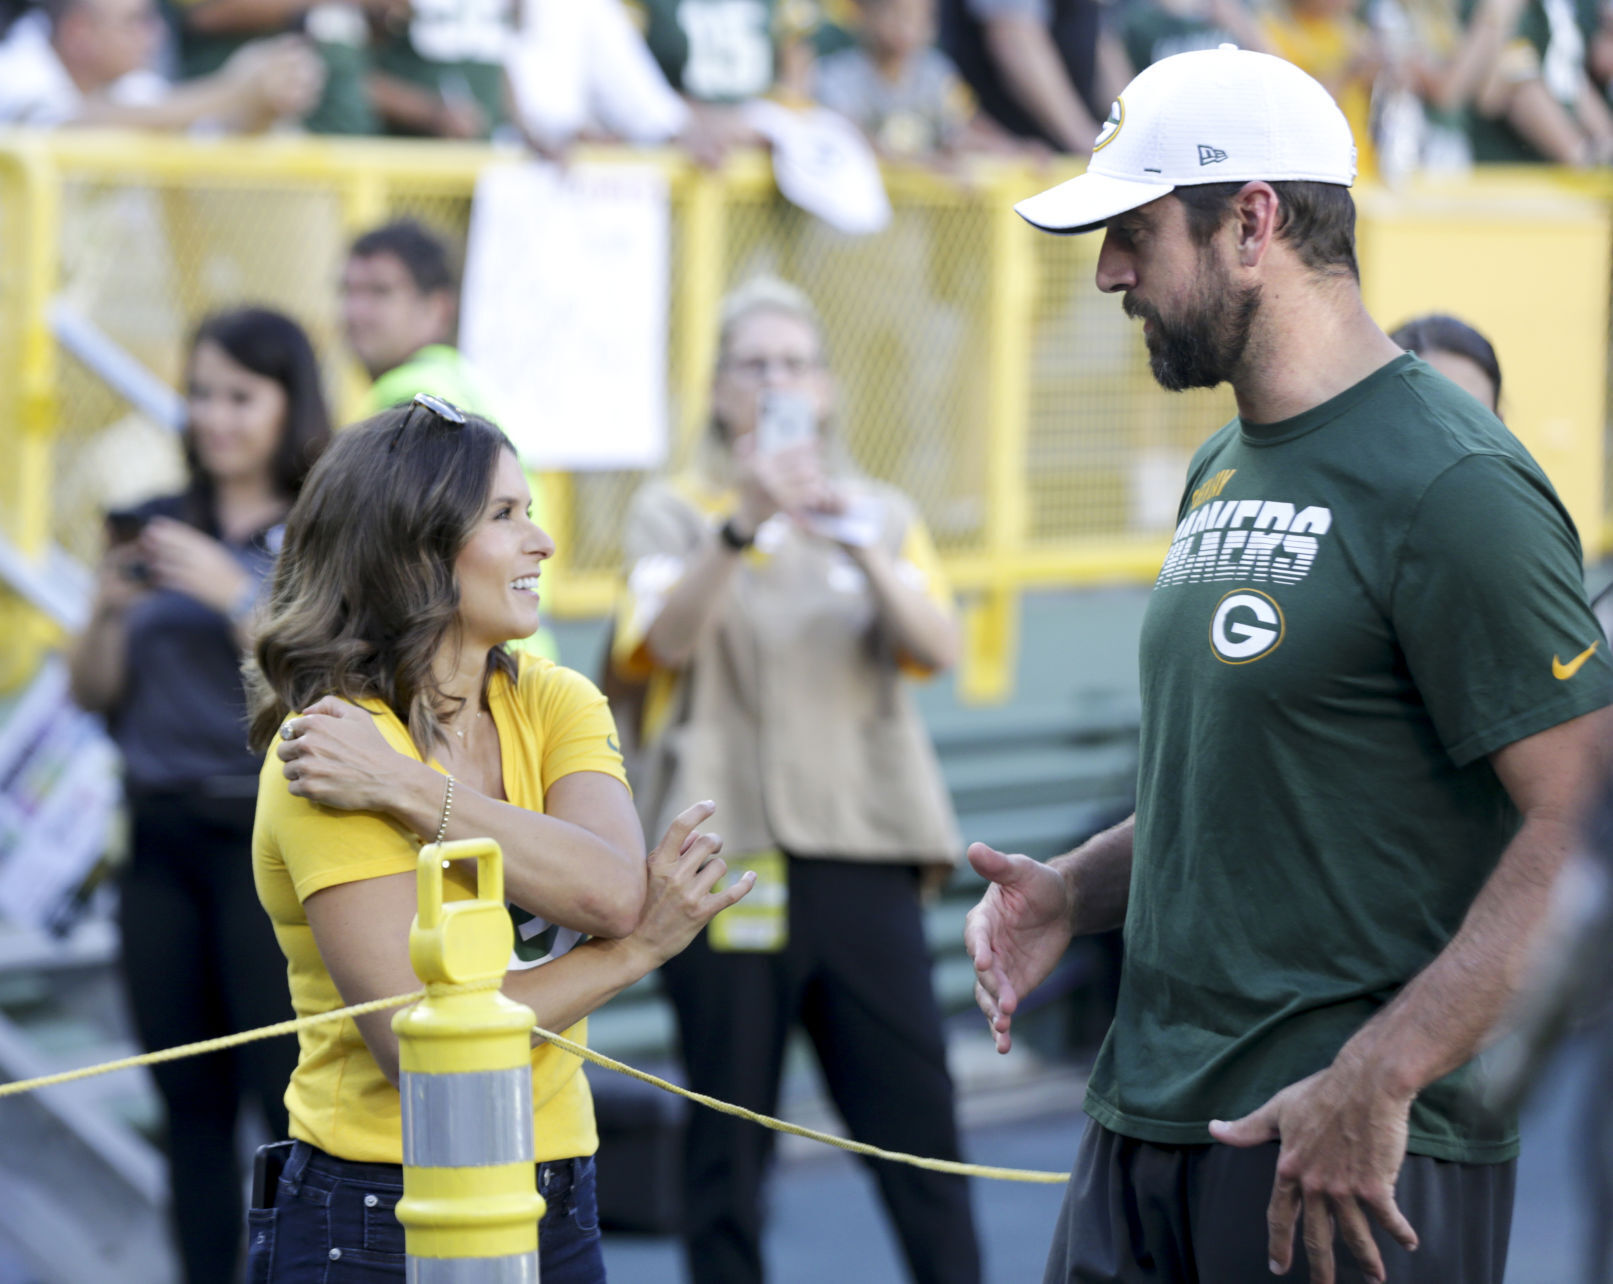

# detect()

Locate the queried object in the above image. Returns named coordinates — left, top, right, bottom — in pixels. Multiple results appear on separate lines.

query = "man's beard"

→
left=1123, top=257, right=1262, bottom=392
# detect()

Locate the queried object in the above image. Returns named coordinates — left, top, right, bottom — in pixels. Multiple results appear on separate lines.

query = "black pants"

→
left=120, top=791, right=298, bottom=1284
left=1582, top=1014, right=1613, bottom=1284
left=660, top=856, right=981, bottom=1284
left=1045, top=1120, right=1516, bottom=1283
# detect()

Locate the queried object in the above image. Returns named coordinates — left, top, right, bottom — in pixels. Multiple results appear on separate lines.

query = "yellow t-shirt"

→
left=253, top=654, right=629, bottom=1164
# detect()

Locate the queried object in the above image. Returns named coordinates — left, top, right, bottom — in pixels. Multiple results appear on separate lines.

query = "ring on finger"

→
left=279, top=720, right=298, bottom=741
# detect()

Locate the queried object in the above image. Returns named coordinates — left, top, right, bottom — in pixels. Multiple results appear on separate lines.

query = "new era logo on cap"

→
left=1198, top=145, right=1228, bottom=165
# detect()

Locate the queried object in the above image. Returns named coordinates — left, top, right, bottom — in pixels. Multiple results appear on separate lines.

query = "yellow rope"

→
left=0, top=989, right=426, bottom=1099
left=529, top=1024, right=1070, bottom=1184
left=0, top=986, right=1070, bottom=1185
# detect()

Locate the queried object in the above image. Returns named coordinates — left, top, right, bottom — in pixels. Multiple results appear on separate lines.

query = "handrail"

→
left=0, top=533, right=90, bottom=634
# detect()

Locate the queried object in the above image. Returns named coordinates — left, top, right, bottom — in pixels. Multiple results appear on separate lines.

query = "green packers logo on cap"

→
left=1093, top=99, right=1124, bottom=152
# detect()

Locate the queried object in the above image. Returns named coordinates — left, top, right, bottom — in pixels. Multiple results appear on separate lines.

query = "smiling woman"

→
left=242, top=397, right=751, bottom=1284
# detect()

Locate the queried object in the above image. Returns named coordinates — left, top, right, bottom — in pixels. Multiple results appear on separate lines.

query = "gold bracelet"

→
left=433, top=774, right=455, bottom=846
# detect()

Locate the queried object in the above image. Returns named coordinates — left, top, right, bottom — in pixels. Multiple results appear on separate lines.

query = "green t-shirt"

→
left=365, top=344, right=491, bottom=418
left=162, top=2, right=375, bottom=135
left=1118, top=7, right=1242, bottom=73
left=632, top=0, right=780, bottom=102
left=370, top=0, right=511, bottom=137
left=1088, top=354, right=1613, bottom=1163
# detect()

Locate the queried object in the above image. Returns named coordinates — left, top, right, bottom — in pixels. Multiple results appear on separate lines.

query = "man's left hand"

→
left=1209, top=1056, right=1421, bottom=1283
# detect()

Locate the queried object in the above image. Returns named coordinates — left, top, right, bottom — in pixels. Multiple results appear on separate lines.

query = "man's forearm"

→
left=1504, top=77, right=1593, bottom=164
left=72, top=77, right=258, bottom=132
left=1341, top=812, right=1578, bottom=1097
left=982, top=14, right=1100, bottom=153
left=180, top=0, right=309, bottom=35
left=368, top=72, right=446, bottom=134
left=1050, top=813, right=1134, bottom=936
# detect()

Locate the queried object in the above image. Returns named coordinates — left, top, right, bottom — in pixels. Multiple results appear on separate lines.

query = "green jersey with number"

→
left=1088, top=354, right=1613, bottom=1163
left=628, top=0, right=782, bottom=102
left=371, top=0, right=512, bottom=137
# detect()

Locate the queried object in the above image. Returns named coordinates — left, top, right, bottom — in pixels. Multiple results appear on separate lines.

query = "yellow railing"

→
left=0, top=132, right=1608, bottom=698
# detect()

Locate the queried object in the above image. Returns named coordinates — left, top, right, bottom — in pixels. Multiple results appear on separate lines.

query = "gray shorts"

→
left=1045, top=1120, right=1516, bottom=1283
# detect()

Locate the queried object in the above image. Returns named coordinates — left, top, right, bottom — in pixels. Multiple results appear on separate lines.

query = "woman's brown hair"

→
left=246, top=402, right=519, bottom=754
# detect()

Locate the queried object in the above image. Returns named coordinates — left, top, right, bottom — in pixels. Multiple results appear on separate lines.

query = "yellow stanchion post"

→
left=394, top=838, right=545, bottom=1281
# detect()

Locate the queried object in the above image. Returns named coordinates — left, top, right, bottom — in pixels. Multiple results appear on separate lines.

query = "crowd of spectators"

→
left=0, top=0, right=1606, bottom=170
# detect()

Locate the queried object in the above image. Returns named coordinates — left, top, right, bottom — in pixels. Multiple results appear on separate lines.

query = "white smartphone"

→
left=755, top=390, right=817, bottom=456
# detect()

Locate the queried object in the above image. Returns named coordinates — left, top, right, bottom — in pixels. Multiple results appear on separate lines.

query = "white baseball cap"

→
left=1014, top=46, right=1356, bottom=235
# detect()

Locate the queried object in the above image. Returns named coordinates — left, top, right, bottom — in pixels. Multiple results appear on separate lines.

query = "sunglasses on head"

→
left=387, top=392, right=468, bottom=451
left=411, top=392, right=467, bottom=424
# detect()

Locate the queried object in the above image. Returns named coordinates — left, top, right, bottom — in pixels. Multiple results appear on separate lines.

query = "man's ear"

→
left=1231, top=181, right=1281, bottom=267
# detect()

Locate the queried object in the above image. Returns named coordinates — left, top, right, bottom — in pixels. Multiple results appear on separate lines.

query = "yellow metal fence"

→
left=0, top=133, right=1609, bottom=698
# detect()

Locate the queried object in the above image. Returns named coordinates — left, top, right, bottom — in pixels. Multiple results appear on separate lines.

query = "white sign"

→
left=462, top=161, right=671, bottom=471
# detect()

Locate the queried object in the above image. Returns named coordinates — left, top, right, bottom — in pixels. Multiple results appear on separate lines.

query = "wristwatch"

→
left=718, top=517, right=755, bottom=551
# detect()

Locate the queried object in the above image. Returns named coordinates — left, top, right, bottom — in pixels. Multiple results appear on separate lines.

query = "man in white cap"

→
left=963, top=45, right=1613, bottom=1284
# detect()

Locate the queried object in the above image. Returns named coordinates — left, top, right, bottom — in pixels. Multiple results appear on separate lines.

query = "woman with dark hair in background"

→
left=247, top=397, right=749, bottom=1282
left=66, top=306, right=332, bottom=1283
left=1390, top=311, right=1503, bottom=412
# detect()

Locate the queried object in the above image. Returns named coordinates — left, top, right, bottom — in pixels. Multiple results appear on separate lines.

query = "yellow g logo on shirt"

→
left=1211, top=590, right=1285, bottom=664
left=1093, top=99, right=1124, bottom=152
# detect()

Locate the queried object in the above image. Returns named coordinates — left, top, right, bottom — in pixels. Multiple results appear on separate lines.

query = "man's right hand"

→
left=224, top=35, right=326, bottom=123
left=963, top=842, right=1076, bottom=1054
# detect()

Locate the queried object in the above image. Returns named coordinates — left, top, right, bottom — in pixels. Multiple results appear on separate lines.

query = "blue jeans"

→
left=247, top=1140, right=605, bottom=1283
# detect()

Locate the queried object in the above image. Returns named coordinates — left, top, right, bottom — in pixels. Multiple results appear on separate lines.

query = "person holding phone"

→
left=611, top=276, right=982, bottom=1284
left=65, top=306, right=331, bottom=1284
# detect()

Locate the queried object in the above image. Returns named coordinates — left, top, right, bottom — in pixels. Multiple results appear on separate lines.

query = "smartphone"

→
left=755, top=390, right=817, bottom=456
left=105, top=509, right=149, bottom=546
left=800, top=494, right=884, bottom=549
left=105, top=509, right=153, bottom=583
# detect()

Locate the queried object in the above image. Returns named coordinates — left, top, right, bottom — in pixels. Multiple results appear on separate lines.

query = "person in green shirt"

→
left=161, top=0, right=374, bottom=133
left=341, top=219, right=558, bottom=659
left=968, top=47, right=1613, bottom=1284
left=363, top=0, right=510, bottom=138
left=1458, top=0, right=1613, bottom=162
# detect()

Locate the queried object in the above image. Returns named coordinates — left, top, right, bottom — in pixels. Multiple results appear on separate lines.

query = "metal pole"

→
left=393, top=838, right=545, bottom=1281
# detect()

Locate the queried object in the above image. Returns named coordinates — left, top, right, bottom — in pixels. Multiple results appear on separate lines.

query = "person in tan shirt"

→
left=612, top=276, right=982, bottom=1284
